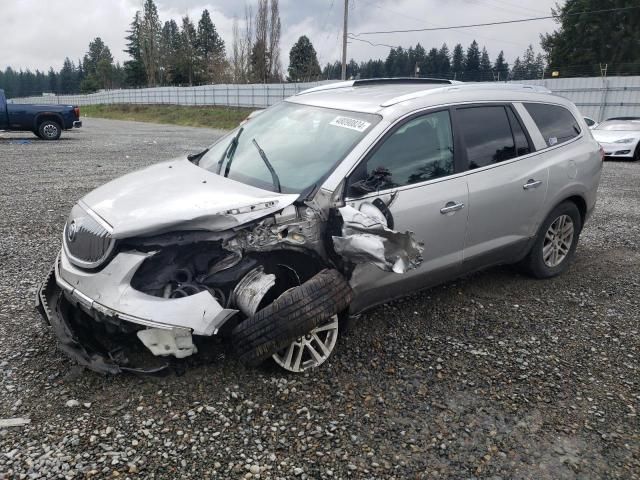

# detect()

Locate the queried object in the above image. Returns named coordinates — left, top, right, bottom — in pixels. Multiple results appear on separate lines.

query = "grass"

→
left=81, top=104, right=253, bottom=130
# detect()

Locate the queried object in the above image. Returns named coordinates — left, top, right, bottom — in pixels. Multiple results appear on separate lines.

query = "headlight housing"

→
left=63, top=203, right=115, bottom=269
left=613, top=138, right=635, bottom=144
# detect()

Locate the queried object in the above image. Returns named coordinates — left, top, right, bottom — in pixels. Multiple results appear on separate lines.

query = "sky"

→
left=0, top=0, right=561, bottom=73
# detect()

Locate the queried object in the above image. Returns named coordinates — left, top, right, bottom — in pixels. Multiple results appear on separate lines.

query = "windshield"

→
left=199, top=102, right=380, bottom=194
left=595, top=120, right=640, bottom=131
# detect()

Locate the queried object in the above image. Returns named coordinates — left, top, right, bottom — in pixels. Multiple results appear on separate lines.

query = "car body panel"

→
left=81, top=158, right=300, bottom=239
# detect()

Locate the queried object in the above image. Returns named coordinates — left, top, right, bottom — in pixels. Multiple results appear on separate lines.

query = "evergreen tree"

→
left=493, top=50, right=509, bottom=81
left=124, top=11, right=146, bottom=87
left=464, top=40, right=481, bottom=81
left=437, top=44, right=451, bottom=78
left=178, top=16, right=198, bottom=85
left=288, top=35, right=321, bottom=81
left=452, top=43, right=464, bottom=80
left=197, top=9, right=226, bottom=83
left=159, top=20, right=180, bottom=85
left=479, top=47, right=492, bottom=81
left=541, top=0, right=640, bottom=75
left=511, top=57, right=524, bottom=80
left=81, top=38, right=114, bottom=92
left=47, top=67, right=58, bottom=92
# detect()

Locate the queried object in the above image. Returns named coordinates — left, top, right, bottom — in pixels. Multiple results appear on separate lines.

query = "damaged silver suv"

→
left=37, top=78, right=602, bottom=374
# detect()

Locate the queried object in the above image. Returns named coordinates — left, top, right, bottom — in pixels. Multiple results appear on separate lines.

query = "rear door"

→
left=453, top=104, right=549, bottom=269
left=344, top=108, right=469, bottom=311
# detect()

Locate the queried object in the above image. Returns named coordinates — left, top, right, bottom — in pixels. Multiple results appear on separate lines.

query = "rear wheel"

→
left=38, top=120, right=61, bottom=140
left=521, top=201, right=582, bottom=279
left=633, top=143, right=640, bottom=162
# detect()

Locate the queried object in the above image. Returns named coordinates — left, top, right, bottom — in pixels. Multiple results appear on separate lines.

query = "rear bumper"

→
left=73, top=121, right=82, bottom=128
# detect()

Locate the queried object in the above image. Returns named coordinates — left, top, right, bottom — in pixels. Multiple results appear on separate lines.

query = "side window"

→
left=506, top=106, right=532, bottom=156
left=584, top=117, right=595, bottom=127
left=353, top=110, right=454, bottom=191
left=457, top=106, right=517, bottom=169
left=524, top=103, right=581, bottom=147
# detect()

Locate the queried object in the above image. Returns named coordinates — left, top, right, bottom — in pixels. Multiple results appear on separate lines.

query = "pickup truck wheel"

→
left=38, top=120, right=62, bottom=140
left=232, top=269, right=352, bottom=369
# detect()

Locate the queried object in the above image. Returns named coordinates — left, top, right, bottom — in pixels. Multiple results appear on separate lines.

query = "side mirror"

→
left=347, top=167, right=393, bottom=197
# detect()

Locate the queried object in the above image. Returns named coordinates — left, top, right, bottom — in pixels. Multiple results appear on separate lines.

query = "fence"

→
left=8, top=76, right=640, bottom=122
left=507, top=76, right=640, bottom=122
left=7, top=82, right=330, bottom=109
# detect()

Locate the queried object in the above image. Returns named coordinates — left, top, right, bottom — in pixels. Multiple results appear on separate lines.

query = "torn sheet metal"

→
left=137, top=328, right=197, bottom=358
left=332, top=204, right=423, bottom=274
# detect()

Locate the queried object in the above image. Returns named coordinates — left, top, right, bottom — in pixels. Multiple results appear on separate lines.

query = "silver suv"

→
left=37, top=79, right=602, bottom=374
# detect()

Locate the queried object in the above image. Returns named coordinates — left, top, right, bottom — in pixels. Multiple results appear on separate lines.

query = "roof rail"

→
left=381, top=82, right=552, bottom=107
left=296, top=77, right=455, bottom=96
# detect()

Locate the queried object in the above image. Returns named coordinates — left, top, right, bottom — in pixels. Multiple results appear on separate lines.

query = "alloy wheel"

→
left=272, top=315, right=339, bottom=372
left=542, top=214, right=574, bottom=268
left=43, top=123, right=58, bottom=139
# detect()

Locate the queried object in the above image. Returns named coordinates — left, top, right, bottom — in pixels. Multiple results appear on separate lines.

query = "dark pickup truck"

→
left=0, top=89, right=82, bottom=140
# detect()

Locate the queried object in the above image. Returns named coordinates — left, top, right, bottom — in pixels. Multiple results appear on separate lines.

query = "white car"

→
left=591, top=117, right=640, bottom=161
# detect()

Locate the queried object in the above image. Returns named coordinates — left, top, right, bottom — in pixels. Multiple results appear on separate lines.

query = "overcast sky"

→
left=1, top=0, right=560, bottom=73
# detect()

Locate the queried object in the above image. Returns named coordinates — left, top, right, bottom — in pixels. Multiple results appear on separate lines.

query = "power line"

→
left=350, top=6, right=640, bottom=36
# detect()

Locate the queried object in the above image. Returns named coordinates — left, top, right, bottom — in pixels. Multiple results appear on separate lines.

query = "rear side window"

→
left=524, top=103, right=581, bottom=147
left=457, top=106, right=518, bottom=169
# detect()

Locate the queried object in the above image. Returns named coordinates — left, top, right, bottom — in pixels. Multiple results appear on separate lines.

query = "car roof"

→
left=287, top=78, right=561, bottom=118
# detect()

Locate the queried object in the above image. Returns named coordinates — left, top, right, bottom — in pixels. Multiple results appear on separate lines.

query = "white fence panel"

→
left=9, top=77, right=640, bottom=122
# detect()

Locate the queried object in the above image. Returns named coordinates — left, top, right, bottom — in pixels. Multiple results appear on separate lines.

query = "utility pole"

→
left=341, top=0, right=349, bottom=80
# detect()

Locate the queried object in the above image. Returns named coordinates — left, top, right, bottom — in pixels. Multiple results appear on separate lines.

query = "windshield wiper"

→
left=252, top=138, right=281, bottom=193
left=217, top=127, right=243, bottom=175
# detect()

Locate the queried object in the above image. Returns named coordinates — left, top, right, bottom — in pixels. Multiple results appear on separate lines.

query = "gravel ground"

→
left=0, top=119, right=638, bottom=479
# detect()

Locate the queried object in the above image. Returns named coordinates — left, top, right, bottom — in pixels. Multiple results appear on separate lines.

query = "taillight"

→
left=599, top=146, right=605, bottom=162
left=74, top=107, right=80, bottom=118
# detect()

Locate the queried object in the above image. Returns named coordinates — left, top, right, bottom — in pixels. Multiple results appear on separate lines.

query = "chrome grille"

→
left=63, top=204, right=115, bottom=269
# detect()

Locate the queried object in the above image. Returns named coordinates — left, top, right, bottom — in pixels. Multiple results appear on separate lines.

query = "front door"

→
left=343, top=109, right=469, bottom=312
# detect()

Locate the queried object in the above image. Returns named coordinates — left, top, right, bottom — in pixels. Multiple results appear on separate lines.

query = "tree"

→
left=288, top=36, right=321, bottom=81
left=124, top=11, right=147, bottom=87
left=541, top=0, right=640, bottom=75
left=159, top=20, right=180, bottom=85
left=452, top=43, right=464, bottom=80
left=140, top=0, right=161, bottom=86
left=268, top=0, right=282, bottom=81
left=493, top=50, right=509, bottom=81
left=197, top=9, right=226, bottom=83
left=81, top=38, right=114, bottom=92
left=47, top=67, right=58, bottom=92
left=511, top=57, right=525, bottom=80
left=437, top=44, right=451, bottom=78
left=464, top=40, right=481, bottom=81
left=479, top=47, right=492, bottom=81
left=251, top=0, right=270, bottom=82
left=178, top=16, right=198, bottom=85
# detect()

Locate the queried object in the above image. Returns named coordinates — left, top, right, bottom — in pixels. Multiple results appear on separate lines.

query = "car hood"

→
left=592, top=130, right=640, bottom=143
left=81, top=158, right=300, bottom=239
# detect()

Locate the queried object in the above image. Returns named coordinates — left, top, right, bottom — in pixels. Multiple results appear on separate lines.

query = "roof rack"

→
left=296, top=77, right=455, bottom=96
left=381, top=82, right=552, bottom=107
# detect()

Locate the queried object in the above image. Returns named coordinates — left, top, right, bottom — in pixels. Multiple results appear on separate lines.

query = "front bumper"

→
left=36, top=249, right=238, bottom=374
left=73, top=120, right=82, bottom=128
left=599, top=142, right=635, bottom=158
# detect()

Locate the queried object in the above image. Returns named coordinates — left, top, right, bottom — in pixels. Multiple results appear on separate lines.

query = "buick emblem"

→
left=67, top=220, right=78, bottom=243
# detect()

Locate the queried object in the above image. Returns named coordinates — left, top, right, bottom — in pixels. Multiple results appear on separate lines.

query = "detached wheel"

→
left=38, top=120, right=62, bottom=140
left=522, top=201, right=582, bottom=278
left=232, top=269, right=352, bottom=369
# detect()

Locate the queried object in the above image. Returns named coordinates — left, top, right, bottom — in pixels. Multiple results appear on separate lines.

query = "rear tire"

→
left=521, top=201, right=582, bottom=279
left=633, top=143, right=640, bottom=162
left=232, top=269, right=352, bottom=368
left=38, top=120, right=62, bottom=140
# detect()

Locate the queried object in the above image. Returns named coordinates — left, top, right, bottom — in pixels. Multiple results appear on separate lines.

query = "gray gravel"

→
left=1, top=118, right=638, bottom=479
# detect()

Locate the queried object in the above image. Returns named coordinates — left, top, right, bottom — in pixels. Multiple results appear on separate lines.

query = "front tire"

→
left=232, top=269, right=352, bottom=369
left=633, top=143, right=640, bottom=162
left=521, top=201, right=582, bottom=279
left=38, top=120, right=62, bottom=140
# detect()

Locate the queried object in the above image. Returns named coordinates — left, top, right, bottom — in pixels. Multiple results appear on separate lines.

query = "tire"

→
left=38, top=120, right=62, bottom=140
left=232, top=269, right=353, bottom=367
left=521, top=201, right=582, bottom=279
left=33, top=130, right=42, bottom=139
left=633, top=143, right=640, bottom=162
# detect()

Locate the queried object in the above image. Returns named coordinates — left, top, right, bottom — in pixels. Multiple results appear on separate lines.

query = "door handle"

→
left=523, top=179, right=542, bottom=190
left=440, top=201, right=465, bottom=214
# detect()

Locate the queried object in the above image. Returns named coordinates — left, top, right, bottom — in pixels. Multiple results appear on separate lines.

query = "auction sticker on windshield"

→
left=330, top=116, right=371, bottom=132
